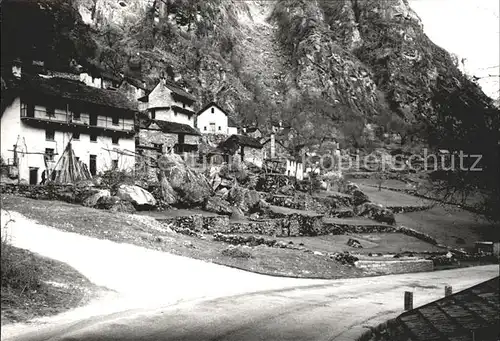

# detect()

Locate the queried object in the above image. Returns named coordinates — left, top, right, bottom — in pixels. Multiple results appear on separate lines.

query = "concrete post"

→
left=404, top=291, right=413, bottom=311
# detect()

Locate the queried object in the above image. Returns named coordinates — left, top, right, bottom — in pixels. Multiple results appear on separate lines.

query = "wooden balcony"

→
left=21, top=107, right=135, bottom=134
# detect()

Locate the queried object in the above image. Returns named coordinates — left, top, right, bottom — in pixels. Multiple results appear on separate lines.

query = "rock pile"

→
left=158, top=153, right=213, bottom=206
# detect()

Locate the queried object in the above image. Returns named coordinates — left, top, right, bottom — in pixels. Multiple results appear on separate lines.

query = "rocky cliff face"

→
left=2, top=0, right=496, bottom=142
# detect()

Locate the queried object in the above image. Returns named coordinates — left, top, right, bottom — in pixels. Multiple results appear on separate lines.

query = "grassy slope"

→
left=1, top=245, right=101, bottom=325
left=396, top=206, right=498, bottom=250
left=0, top=195, right=365, bottom=280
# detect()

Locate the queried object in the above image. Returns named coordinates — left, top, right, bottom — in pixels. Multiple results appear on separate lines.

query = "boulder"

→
left=95, top=196, right=135, bottom=213
left=116, top=185, right=157, bottom=208
left=83, top=189, right=111, bottom=207
left=158, top=154, right=213, bottom=206
left=347, top=238, right=363, bottom=248
left=228, top=185, right=261, bottom=213
left=354, top=202, right=396, bottom=225
left=230, top=207, right=246, bottom=221
left=204, top=196, right=233, bottom=215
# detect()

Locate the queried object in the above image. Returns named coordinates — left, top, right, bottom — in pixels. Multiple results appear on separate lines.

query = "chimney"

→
left=270, top=132, right=276, bottom=159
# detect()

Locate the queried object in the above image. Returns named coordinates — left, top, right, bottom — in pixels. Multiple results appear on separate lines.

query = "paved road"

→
left=1, top=210, right=498, bottom=340
left=5, top=270, right=498, bottom=341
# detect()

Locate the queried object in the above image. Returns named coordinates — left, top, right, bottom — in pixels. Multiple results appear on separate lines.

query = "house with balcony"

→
left=134, top=78, right=201, bottom=180
left=0, top=66, right=137, bottom=184
left=196, top=102, right=239, bottom=135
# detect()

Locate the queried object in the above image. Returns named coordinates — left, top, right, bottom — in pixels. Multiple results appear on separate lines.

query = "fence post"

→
left=404, top=291, right=413, bottom=311
left=445, top=285, right=453, bottom=297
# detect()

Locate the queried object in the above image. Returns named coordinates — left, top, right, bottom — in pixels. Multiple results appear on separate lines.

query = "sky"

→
left=409, top=0, right=500, bottom=100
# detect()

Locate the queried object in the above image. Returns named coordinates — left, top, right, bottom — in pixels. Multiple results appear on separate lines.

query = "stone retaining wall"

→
left=355, top=259, right=434, bottom=274
left=1, top=183, right=97, bottom=204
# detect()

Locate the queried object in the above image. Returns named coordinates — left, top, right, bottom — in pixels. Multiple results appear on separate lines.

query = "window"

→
left=112, top=116, right=119, bottom=126
left=46, top=106, right=55, bottom=117
left=174, top=111, right=178, bottom=116
left=112, top=160, right=118, bottom=169
left=218, top=126, right=221, bottom=131
left=151, top=109, right=156, bottom=120
left=72, top=131, right=80, bottom=140
left=204, top=126, right=207, bottom=131
left=183, top=103, right=186, bottom=109
left=211, top=107, right=214, bottom=114
left=90, top=114, right=97, bottom=126
left=76, top=157, right=80, bottom=161
left=153, top=143, right=163, bottom=151
left=45, top=148, right=54, bottom=162
left=90, top=134, right=97, bottom=142
left=112, top=136, right=119, bottom=145
left=45, top=129, right=55, bottom=141
left=73, top=111, right=81, bottom=120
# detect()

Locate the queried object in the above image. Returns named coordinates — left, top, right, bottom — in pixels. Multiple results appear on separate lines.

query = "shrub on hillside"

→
left=1, top=237, right=41, bottom=296
left=221, top=246, right=253, bottom=259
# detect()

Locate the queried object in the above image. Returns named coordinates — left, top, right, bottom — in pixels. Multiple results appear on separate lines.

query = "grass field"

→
left=275, top=233, right=445, bottom=255
left=354, top=183, right=432, bottom=207
left=0, top=195, right=365, bottom=280
left=1, top=241, right=101, bottom=325
left=396, top=205, right=498, bottom=250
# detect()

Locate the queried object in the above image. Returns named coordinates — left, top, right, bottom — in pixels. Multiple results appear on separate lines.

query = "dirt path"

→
left=0, top=209, right=329, bottom=337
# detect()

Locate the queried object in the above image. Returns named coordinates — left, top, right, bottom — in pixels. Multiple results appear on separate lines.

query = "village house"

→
left=0, top=62, right=137, bottom=184
left=196, top=102, right=239, bottom=135
left=118, top=76, right=148, bottom=103
left=241, top=127, right=263, bottom=141
left=211, top=134, right=263, bottom=167
left=262, top=133, right=304, bottom=180
left=134, top=78, right=201, bottom=180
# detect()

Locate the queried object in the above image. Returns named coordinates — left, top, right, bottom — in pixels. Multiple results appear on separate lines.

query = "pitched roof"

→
left=17, top=74, right=138, bottom=111
left=382, top=276, right=499, bottom=341
left=227, top=135, right=263, bottom=148
left=198, top=102, right=239, bottom=127
left=141, top=119, right=201, bottom=136
left=163, top=79, right=196, bottom=102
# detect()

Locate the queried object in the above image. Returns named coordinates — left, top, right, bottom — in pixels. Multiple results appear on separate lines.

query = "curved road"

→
left=1, top=210, right=498, bottom=341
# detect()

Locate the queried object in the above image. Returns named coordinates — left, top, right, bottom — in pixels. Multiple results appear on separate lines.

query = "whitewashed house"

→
left=1, top=64, right=137, bottom=184
left=196, top=102, right=238, bottom=135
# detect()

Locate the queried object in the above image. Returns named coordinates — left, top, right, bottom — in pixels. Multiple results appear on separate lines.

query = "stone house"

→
left=1, top=63, right=137, bottom=184
left=134, top=78, right=200, bottom=180
left=214, top=134, right=263, bottom=167
left=196, top=102, right=239, bottom=135
left=118, top=76, right=148, bottom=103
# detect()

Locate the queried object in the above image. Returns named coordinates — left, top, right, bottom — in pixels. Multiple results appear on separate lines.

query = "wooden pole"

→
left=404, top=291, right=413, bottom=311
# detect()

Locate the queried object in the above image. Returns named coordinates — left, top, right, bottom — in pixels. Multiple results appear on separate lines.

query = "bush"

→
left=1, top=236, right=41, bottom=296
left=221, top=246, right=253, bottom=259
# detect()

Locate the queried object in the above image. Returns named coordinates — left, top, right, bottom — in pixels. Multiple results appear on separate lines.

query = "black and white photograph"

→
left=0, top=0, right=499, bottom=340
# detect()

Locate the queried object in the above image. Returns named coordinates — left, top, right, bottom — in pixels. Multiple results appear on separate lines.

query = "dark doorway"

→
left=89, top=155, right=97, bottom=176
left=178, top=134, right=185, bottom=144
left=29, top=168, right=38, bottom=185
left=90, top=114, right=97, bottom=126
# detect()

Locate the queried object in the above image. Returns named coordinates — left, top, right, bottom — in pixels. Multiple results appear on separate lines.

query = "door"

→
left=29, top=168, right=38, bottom=185
left=178, top=134, right=185, bottom=144
left=89, top=155, right=97, bottom=176
left=209, top=123, right=216, bottom=133
left=90, top=114, right=97, bottom=126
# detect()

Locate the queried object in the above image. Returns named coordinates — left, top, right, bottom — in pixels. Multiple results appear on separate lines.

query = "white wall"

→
left=153, top=108, right=193, bottom=126
left=147, top=81, right=195, bottom=127
left=286, top=159, right=304, bottom=181
left=1, top=97, right=135, bottom=184
left=197, top=105, right=234, bottom=134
